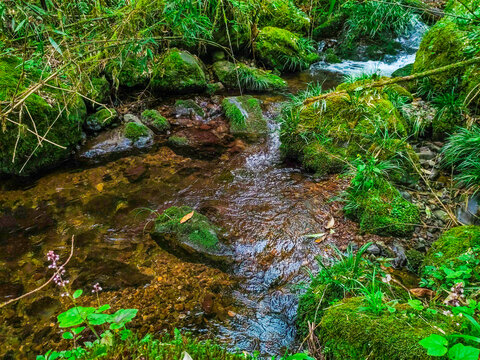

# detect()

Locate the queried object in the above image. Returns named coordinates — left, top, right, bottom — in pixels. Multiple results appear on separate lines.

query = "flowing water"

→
left=0, top=30, right=422, bottom=357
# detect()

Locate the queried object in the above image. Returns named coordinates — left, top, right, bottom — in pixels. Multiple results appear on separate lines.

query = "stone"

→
left=84, top=108, right=118, bottom=132
left=222, top=96, right=267, bottom=141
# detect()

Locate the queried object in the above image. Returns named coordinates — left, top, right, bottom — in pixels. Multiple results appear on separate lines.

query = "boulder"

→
left=150, top=49, right=207, bottom=94
left=0, top=56, right=86, bottom=176
left=84, top=108, right=119, bottom=132
left=212, top=60, right=287, bottom=91
left=258, top=0, right=310, bottom=34
left=105, top=56, right=149, bottom=88
left=254, top=27, right=319, bottom=72
left=151, top=206, right=232, bottom=267
left=174, top=99, right=205, bottom=119
left=222, top=96, right=267, bottom=140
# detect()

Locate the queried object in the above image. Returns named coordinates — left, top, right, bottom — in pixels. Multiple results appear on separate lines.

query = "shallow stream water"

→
left=0, top=31, right=422, bottom=357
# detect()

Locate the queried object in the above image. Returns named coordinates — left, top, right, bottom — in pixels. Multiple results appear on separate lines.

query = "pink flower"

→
left=92, top=283, right=102, bottom=293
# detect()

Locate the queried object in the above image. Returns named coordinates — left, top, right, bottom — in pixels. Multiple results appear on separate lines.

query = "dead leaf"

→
left=182, top=352, right=193, bottom=360
left=325, top=217, right=335, bottom=229
left=96, top=183, right=104, bottom=192
left=315, top=235, right=326, bottom=243
left=180, top=211, right=194, bottom=224
left=410, top=288, right=435, bottom=299
left=228, top=310, right=236, bottom=317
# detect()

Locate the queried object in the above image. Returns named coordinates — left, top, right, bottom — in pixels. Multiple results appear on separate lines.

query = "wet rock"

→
left=433, top=209, right=449, bottom=223
left=141, top=109, right=170, bottom=134
left=150, top=206, right=233, bottom=268
left=77, top=122, right=154, bottom=164
left=366, top=243, right=382, bottom=256
left=84, top=108, right=119, bottom=132
left=457, top=194, right=480, bottom=225
left=390, top=241, right=407, bottom=269
left=175, top=99, right=205, bottom=119
left=124, top=164, right=148, bottom=183
left=222, top=96, right=267, bottom=141
left=417, top=147, right=436, bottom=160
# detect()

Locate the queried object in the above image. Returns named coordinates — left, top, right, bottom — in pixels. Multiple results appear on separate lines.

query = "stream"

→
left=0, top=25, right=423, bottom=358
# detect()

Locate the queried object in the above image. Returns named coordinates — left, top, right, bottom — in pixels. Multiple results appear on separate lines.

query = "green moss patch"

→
left=85, top=108, right=118, bottom=132
left=141, top=109, right=170, bottom=133
left=124, top=122, right=149, bottom=142
left=254, top=26, right=319, bottom=72
left=0, top=56, right=86, bottom=176
left=212, top=60, right=287, bottom=91
left=174, top=99, right=205, bottom=117
left=319, top=297, right=454, bottom=360
left=222, top=96, right=267, bottom=140
left=150, top=48, right=207, bottom=94
left=105, top=56, right=150, bottom=88
left=258, top=0, right=310, bottom=34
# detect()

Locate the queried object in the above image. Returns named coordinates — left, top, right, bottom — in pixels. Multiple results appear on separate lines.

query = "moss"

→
left=222, top=96, right=267, bottom=140
left=406, top=249, right=425, bottom=274
left=174, top=99, right=205, bottom=117
left=168, top=136, right=189, bottom=147
left=85, top=108, right=118, bottom=132
left=319, top=297, right=455, bottom=360
left=152, top=206, right=220, bottom=251
left=254, top=26, right=319, bottom=72
left=105, top=56, right=149, bottom=88
left=412, top=20, right=466, bottom=93
left=150, top=48, right=207, bottom=94
left=0, top=56, right=86, bottom=176
left=280, top=86, right=413, bottom=179
left=345, top=178, right=420, bottom=237
left=423, top=226, right=480, bottom=268
left=212, top=60, right=287, bottom=91
left=124, top=122, right=149, bottom=142
left=392, top=63, right=413, bottom=78
left=312, top=13, right=346, bottom=39
left=324, top=48, right=341, bottom=64
left=85, top=76, right=110, bottom=104
left=258, top=0, right=310, bottom=34
left=141, top=109, right=170, bottom=133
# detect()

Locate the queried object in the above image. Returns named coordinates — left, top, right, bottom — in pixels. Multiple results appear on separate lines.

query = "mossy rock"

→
left=123, top=122, right=150, bottom=142
left=85, top=76, right=110, bottom=105
left=280, top=86, right=414, bottom=178
left=254, top=26, right=319, bottom=72
left=319, top=297, right=455, bottom=360
left=345, top=178, right=420, bottom=237
left=324, top=48, right=341, bottom=64
left=212, top=60, right=287, bottom=91
left=222, top=96, right=267, bottom=140
left=174, top=99, right=205, bottom=118
left=0, top=56, right=87, bottom=176
left=85, top=108, right=118, bottom=132
left=423, top=225, right=480, bottom=269
left=412, top=20, right=466, bottom=93
left=168, top=135, right=189, bottom=147
left=151, top=49, right=207, bottom=94
left=258, top=0, right=310, bottom=34
left=392, top=63, right=413, bottom=78
left=312, top=13, right=346, bottom=40
left=151, top=206, right=232, bottom=267
left=105, top=57, right=149, bottom=88
left=141, top=109, right=170, bottom=133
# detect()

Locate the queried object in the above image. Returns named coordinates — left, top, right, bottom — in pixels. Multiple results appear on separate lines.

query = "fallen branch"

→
left=0, top=236, right=75, bottom=309
left=304, top=57, right=480, bottom=106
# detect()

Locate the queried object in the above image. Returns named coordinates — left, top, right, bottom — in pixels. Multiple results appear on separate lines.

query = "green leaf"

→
left=48, top=37, right=63, bottom=55
left=72, top=326, right=85, bottom=335
left=108, top=309, right=138, bottom=326
left=62, top=332, right=74, bottom=340
left=58, top=307, right=96, bottom=328
left=96, top=304, right=111, bottom=313
left=448, top=343, right=480, bottom=360
left=87, top=313, right=110, bottom=326
left=73, top=289, right=83, bottom=299
left=419, top=334, right=448, bottom=356
left=120, top=329, right=132, bottom=340
left=408, top=299, right=424, bottom=311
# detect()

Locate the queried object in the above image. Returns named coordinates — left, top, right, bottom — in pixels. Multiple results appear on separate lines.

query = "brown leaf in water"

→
left=228, top=310, right=236, bottom=317
left=410, top=288, right=435, bottom=298
left=325, top=217, right=335, bottom=229
left=180, top=211, right=195, bottom=224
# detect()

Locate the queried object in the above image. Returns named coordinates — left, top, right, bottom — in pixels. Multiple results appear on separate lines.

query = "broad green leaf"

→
left=448, top=343, right=480, bottom=360
left=419, top=334, right=448, bottom=356
left=87, top=313, right=110, bottom=326
left=108, top=309, right=138, bottom=326
left=48, top=37, right=63, bottom=55
left=73, top=289, right=83, bottom=299
left=62, top=332, right=73, bottom=340
left=58, top=307, right=96, bottom=328
left=96, top=304, right=111, bottom=313
left=408, top=299, right=424, bottom=311
left=72, top=326, right=85, bottom=335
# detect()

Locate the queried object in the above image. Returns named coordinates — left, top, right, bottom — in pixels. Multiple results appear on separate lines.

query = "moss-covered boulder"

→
left=151, top=49, right=207, bottom=94
left=254, top=27, right=319, bottom=72
left=258, top=0, right=310, bottom=34
left=392, top=63, right=413, bottom=78
left=423, top=225, right=480, bottom=268
left=344, top=178, right=420, bottom=237
left=124, top=122, right=150, bottom=142
left=85, top=108, right=118, bottom=132
left=105, top=57, right=150, bottom=88
left=141, top=109, right=170, bottom=133
left=0, top=56, right=87, bottom=176
left=151, top=206, right=232, bottom=267
left=85, top=76, right=110, bottom=105
left=280, top=83, right=417, bottom=179
left=319, top=297, right=454, bottom=360
left=222, top=96, right=267, bottom=140
left=175, top=99, right=205, bottom=118
left=212, top=60, right=287, bottom=91
left=412, top=20, right=466, bottom=93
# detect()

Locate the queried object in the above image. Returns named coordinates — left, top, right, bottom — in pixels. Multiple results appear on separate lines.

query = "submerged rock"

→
left=151, top=49, right=207, bottom=94
left=212, top=60, right=287, bottom=91
left=222, top=96, right=267, bottom=141
left=151, top=206, right=232, bottom=267
left=254, top=27, right=319, bottom=72
left=0, top=56, right=87, bottom=176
